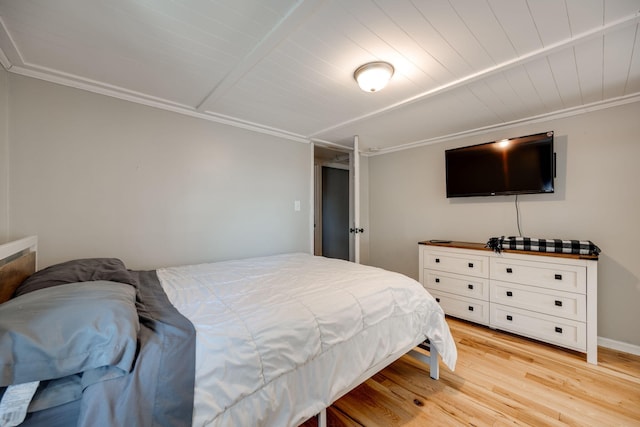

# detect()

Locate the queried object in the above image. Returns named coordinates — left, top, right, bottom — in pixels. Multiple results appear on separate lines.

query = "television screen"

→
left=445, top=131, right=554, bottom=198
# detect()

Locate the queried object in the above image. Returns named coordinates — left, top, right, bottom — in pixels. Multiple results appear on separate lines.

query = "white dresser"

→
left=419, top=241, right=598, bottom=364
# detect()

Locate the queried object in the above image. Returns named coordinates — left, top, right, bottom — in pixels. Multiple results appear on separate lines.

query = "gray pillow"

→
left=0, top=281, right=139, bottom=387
left=14, top=258, right=136, bottom=298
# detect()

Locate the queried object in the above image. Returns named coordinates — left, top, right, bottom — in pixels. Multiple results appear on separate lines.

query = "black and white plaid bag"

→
left=487, top=236, right=600, bottom=256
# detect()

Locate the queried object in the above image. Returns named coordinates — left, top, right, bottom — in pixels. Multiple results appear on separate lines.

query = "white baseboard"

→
left=598, top=336, right=640, bottom=356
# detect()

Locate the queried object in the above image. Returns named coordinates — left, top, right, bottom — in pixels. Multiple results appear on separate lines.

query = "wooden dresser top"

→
left=418, top=240, right=599, bottom=260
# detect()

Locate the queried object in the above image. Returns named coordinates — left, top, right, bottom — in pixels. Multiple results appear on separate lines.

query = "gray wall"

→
left=359, top=156, right=370, bottom=264
left=367, top=101, right=640, bottom=347
left=5, top=74, right=311, bottom=269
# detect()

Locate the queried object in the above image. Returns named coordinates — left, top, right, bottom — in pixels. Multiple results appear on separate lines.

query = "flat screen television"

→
left=445, top=131, right=555, bottom=198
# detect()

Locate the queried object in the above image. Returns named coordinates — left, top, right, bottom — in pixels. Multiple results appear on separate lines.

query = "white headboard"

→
left=0, top=236, right=38, bottom=263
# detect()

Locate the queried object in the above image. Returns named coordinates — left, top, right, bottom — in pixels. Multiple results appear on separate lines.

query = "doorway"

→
left=314, top=146, right=350, bottom=260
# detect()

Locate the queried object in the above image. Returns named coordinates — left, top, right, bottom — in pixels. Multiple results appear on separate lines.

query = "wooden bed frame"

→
left=0, top=236, right=441, bottom=427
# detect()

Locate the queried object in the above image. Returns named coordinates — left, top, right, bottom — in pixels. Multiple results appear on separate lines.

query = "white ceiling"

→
left=1, top=0, right=639, bottom=153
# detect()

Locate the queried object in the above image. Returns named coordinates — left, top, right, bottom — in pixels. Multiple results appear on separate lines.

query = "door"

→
left=350, top=135, right=361, bottom=263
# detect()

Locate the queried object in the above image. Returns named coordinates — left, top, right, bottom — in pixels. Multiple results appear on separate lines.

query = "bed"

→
left=0, top=236, right=457, bottom=426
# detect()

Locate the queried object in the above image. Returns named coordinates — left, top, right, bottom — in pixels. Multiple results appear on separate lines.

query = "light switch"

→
left=294, top=200, right=301, bottom=211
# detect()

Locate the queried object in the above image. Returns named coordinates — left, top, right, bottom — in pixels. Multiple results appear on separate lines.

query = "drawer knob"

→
left=506, top=315, right=513, bottom=321
left=555, top=274, right=563, bottom=280
left=555, top=300, right=563, bottom=307
left=468, top=306, right=474, bottom=312
left=468, top=262, right=474, bottom=268
left=435, top=258, right=440, bottom=263
left=468, top=284, right=474, bottom=290
left=435, top=277, right=440, bottom=283
left=555, top=327, right=563, bottom=334
left=506, top=291, right=513, bottom=297
left=506, top=268, right=513, bottom=273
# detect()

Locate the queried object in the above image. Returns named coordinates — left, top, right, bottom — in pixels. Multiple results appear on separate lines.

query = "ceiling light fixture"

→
left=354, top=61, right=394, bottom=92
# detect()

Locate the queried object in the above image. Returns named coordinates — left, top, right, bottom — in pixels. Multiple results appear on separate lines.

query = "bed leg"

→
left=409, top=341, right=440, bottom=380
left=429, top=345, right=439, bottom=380
left=316, top=408, right=327, bottom=427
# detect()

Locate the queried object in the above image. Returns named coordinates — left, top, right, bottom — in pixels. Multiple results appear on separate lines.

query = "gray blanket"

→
left=19, top=270, right=196, bottom=427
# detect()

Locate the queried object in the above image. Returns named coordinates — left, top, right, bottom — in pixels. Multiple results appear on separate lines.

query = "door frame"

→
left=311, top=136, right=360, bottom=263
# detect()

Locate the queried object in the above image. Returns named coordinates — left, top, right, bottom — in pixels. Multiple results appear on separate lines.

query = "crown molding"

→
left=363, top=93, right=640, bottom=156
left=6, top=63, right=311, bottom=145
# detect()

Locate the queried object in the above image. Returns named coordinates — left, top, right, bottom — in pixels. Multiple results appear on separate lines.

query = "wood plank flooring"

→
left=300, top=317, right=640, bottom=426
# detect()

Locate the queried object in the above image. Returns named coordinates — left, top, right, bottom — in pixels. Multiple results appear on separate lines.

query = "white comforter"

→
left=158, top=253, right=457, bottom=427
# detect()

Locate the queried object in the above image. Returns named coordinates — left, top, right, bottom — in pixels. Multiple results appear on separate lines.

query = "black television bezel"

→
left=445, top=131, right=555, bottom=198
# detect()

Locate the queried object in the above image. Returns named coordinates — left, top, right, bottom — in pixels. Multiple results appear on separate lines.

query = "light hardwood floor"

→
left=301, top=317, right=640, bottom=426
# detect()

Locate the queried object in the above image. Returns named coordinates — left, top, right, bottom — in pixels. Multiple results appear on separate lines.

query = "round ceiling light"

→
left=354, top=61, right=394, bottom=92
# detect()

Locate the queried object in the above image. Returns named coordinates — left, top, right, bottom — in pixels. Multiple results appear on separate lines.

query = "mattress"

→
left=158, top=253, right=457, bottom=427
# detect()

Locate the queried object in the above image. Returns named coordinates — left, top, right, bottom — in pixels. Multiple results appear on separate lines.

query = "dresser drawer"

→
left=491, top=281, right=586, bottom=321
left=491, top=257, right=586, bottom=294
left=424, top=270, right=489, bottom=301
left=428, top=290, right=489, bottom=324
left=490, top=304, right=586, bottom=351
left=424, top=249, right=489, bottom=278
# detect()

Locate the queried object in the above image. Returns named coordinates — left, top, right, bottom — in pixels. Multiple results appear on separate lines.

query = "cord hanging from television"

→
left=515, top=194, right=522, bottom=237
